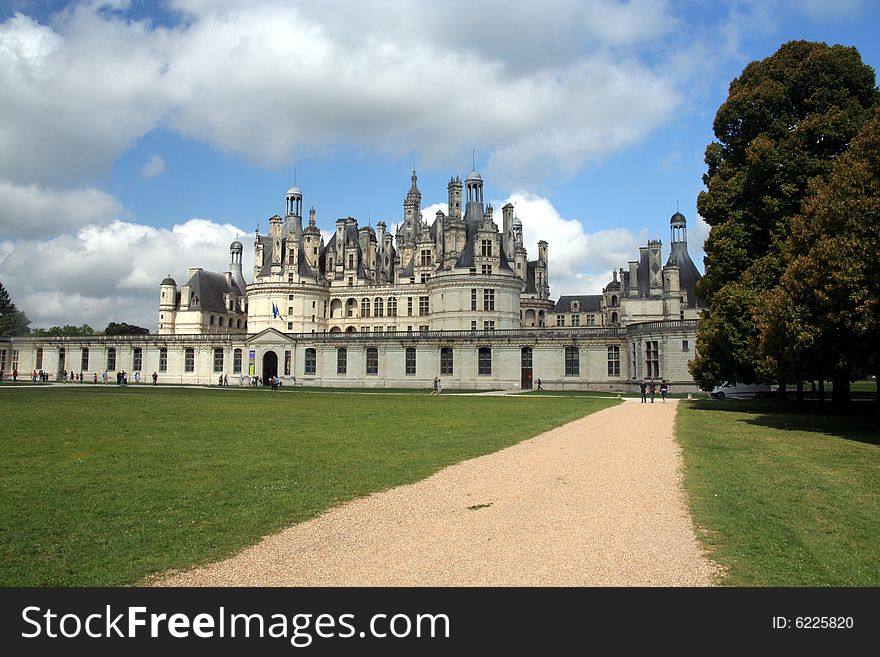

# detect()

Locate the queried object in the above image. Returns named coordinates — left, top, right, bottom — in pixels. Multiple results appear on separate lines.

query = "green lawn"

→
left=0, top=386, right=615, bottom=586
left=677, top=400, right=880, bottom=586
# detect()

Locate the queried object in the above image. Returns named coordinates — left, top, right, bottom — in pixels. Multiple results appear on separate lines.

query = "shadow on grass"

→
left=683, top=399, right=880, bottom=447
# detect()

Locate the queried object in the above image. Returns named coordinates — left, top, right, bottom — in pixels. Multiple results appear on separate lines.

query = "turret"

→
left=229, top=240, right=247, bottom=292
left=447, top=176, right=463, bottom=222
left=502, top=203, right=514, bottom=260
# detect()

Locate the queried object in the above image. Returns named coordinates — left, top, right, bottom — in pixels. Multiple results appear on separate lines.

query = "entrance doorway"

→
left=521, top=347, right=533, bottom=390
left=262, top=351, right=278, bottom=385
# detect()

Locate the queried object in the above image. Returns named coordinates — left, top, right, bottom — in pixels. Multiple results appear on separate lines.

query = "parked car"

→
left=710, top=381, right=775, bottom=400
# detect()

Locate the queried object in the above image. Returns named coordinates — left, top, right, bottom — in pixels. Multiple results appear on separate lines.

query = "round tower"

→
left=159, top=275, right=177, bottom=334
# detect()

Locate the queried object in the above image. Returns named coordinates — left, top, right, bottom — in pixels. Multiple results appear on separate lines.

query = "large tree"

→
left=0, top=281, right=31, bottom=336
left=690, top=41, right=879, bottom=390
left=755, top=108, right=880, bottom=403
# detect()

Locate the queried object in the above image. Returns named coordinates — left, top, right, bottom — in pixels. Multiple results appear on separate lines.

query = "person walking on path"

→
left=660, top=380, right=668, bottom=402
left=431, top=377, right=439, bottom=395
left=649, top=379, right=656, bottom=403
left=536, top=378, right=543, bottom=391
left=639, top=379, right=647, bottom=403
left=151, top=372, right=158, bottom=385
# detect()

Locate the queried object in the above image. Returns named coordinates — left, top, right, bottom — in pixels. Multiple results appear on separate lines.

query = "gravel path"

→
left=152, top=399, right=719, bottom=586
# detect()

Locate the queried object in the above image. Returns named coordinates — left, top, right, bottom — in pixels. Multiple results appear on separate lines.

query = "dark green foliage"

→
left=104, top=322, right=151, bottom=336
left=31, top=324, right=95, bottom=337
left=0, top=280, right=30, bottom=336
left=692, top=41, right=879, bottom=390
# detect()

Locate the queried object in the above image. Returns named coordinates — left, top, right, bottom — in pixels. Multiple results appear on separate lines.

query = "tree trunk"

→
left=831, top=369, right=851, bottom=405
left=818, top=378, right=825, bottom=404
left=796, top=380, right=804, bottom=402
left=777, top=380, right=787, bottom=401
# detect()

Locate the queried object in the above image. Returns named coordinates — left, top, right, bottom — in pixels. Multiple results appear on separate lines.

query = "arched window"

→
left=233, top=348, right=243, bottom=373
left=478, top=347, right=492, bottom=375
left=440, top=347, right=453, bottom=375
left=304, top=348, right=317, bottom=374
left=374, top=297, right=384, bottom=317
left=387, top=296, right=397, bottom=317
left=611, top=295, right=618, bottom=308
left=361, top=298, right=370, bottom=317
left=346, top=298, right=357, bottom=318
left=405, top=347, right=416, bottom=375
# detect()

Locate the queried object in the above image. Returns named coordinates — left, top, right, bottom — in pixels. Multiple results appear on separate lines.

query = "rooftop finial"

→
left=676, top=199, right=679, bottom=212
left=294, top=169, right=297, bottom=186
left=472, top=149, right=475, bottom=170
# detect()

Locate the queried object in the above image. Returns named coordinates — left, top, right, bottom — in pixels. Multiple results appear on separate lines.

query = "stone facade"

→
left=3, top=168, right=705, bottom=392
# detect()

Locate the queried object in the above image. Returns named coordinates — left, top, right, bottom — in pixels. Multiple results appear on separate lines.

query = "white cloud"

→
left=502, top=192, right=648, bottom=297
left=0, top=217, right=251, bottom=330
left=0, top=1, right=686, bottom=188
left=0, top=179, right=124, bottom=238
left=140, top=153, right=165, bottom=179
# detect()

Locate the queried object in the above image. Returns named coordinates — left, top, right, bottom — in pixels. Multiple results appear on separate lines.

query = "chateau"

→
left=2, top=168, right=704, bottom=391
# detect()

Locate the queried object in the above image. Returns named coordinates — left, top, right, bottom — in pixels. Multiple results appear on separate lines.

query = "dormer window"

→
left=570, top=300, right=580, bottom=312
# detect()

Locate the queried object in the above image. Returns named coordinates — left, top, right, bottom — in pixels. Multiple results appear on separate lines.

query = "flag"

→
left=272, top=303, right=284, bottom=320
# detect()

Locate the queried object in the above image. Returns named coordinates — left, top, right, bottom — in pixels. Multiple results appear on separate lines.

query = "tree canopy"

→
left=0, top=281, right=31, bottom=336
left=690, top=41, right=880, bottom=392
left=31, top=325, right=95, bottom=337
left=104, top=322, right=151, bottom=336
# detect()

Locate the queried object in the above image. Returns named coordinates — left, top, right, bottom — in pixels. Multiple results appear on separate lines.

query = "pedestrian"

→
left=536, top=378, right=543, bottom=391
left=224, top=374, right=229, bottom=387
left=152, top=371, right=158, bottom=385
left=13, top=367, right=18, bottom=382
left=660, top=379, right=668, bottom=402
left=219, top=374, right=223, bottom=386
left=134, top=371, right=140, bottom=384
left=639, top=379, right=647, bottom=403
left=437, top=377, right=442, bottom=394
left=93, top=372, right=98, bottom=384
left=431, top=376, right=438, bottom=395
left=649, top=379, right=656, bottom=403
left=33, top=369, right=38, bottom=382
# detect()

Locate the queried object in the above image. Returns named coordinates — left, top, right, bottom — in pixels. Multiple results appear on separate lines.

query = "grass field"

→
left=0, top=386, right=615, bottom=586
left=677, top=400, right=880, bottom=586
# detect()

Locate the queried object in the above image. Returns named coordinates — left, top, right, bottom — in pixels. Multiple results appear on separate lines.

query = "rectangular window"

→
left=366, top=347, right=378, bottom=375
left=481, top=264, right=492, bottom=276
left=587, top=315, right=596, bottom=326
left=483, top=288, right=495, bottom=311
left=0, top=349, right=6, bottom=373
left=407, top=297, right=413, bottom=316
left=419, top=296, right=429, bottom=316
left=12, top=349, right=19, bottom=371
left=387, top=325, right=396, bottom=332
left=362, top=326, right=370, bottom=333
left=645, top=341, right=659, bottom=379
left=419, top=325, right=429, bottom=332
left=305, top=348, right=316, bottom=375
left=471, top=288, right=477, bottom=311
left=571, top=315, right=580, bottom=327
left=565, top=346, right=580, bottom=376
left=440, top=347, right=453, bottom=376
left=34, top=348, right=43, bottom=370
left=107, top=348, right=116, bottom=371
left=556, top=315, right=565, bottom=327
left=483, top=320, right=495, bottom=331
left=288, top=306, right=293, bottom=315
left=682, top=340, right=689, bottom=351
left=133, top=348, right=142, bottom=372
left=80, top=348, right=88, bottom=372
left=405, top=347, right=416, bottom=375
left=213, top=348, right=224, bottom=373
left=481, top=239, right=492, bottom=257
left=607, top=346, right=621, bottom=376
left=478, top=347, right=492, bottom=375
left=233, top=348, right=242, bottom=373
left=184, top=348, right=194, bottom=372
left=159, top=348, right=168, bottom=372
left=471, top=320, right=477, bottom=332
left=420, top=249, right=432, bottom=266
left=337, top=348, right=347, bottom=375
left=287, top=322, right=293, bottom=331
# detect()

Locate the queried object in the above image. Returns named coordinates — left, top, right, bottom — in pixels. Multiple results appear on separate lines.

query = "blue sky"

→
left=1, top=0, right=878, bottom=330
